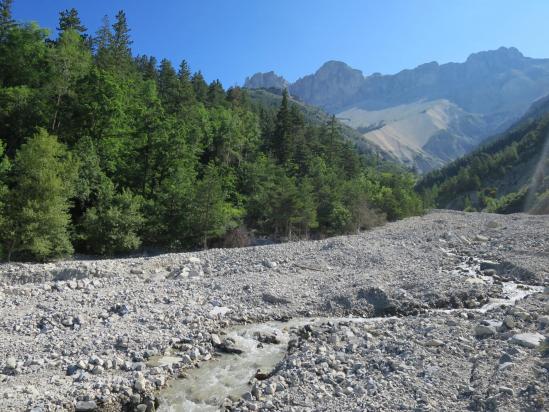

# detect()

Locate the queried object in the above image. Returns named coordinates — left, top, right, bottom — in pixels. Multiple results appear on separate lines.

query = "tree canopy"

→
left=0, top=2, right=424, bottom=261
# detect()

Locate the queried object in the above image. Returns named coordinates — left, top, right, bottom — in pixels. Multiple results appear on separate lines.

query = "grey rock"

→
left=75, top=400, right=97, bottom=411
left=262, top=292, right=291, bottom=305
left=511, top=332, right=545, bottom=348
left=474, top=325, right=496, bottom=337
left=134, top=377, right=147, bottom=392
left=538, top=316, right=549, bottom=329
left=211, top=334, right=222, bottom=346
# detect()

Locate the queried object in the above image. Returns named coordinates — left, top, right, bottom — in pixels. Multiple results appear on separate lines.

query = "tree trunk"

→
left=6, top=238, right=15, bottom=263
left=51, top=93, right=62, bottom=132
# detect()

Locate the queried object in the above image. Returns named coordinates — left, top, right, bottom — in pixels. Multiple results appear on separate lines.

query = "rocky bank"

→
left=0, top=210, right=547, bottom=411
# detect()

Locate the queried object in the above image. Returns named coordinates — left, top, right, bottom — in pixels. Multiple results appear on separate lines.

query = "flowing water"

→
left=159, top=256, right=543, bottom=411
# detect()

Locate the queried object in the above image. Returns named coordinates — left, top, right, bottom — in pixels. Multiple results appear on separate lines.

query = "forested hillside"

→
left=0, top=2, right=423, bottom=261
left=418, top=97, right=549, bottom=214
left=245, top=88, right=401, bottom=164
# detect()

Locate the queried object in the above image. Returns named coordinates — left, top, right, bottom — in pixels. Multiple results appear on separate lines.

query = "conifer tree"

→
left=94, top=15, right=113, bottom=68
left=79, top=182, right=144, bottom=256
left=58, top=8, right=86, bottom=34
left=191, top=71, right=208, bottom=103
left=49, top=28, right=92, bottom=131
left=178, top=60, right=195, bottom=103
left=136, top=55, right=158, bottom=80
left=1, top=129, right=75, bottom=261
left=192, top=163, right=240, bottom=249
left=0, top=0, right=14, bottom=40
left=272, top=89, right=299, bottom=163
left=0, top=142, right=9, bottom=257
left=157, top=59, right=181, bottom=112
left=178, top=60, right=191, bottom=82
left=207, top=79, right=225, bottom=107
left=111, top=10, right=132, bottom=63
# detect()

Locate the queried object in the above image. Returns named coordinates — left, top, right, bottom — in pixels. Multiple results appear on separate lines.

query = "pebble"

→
left=75, top=400, right=98, bottom=411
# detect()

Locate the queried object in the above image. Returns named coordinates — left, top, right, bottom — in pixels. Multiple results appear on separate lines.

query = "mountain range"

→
left=244, top=47, right=549, bottom=172
left=417, top=93, right=549, bottom=214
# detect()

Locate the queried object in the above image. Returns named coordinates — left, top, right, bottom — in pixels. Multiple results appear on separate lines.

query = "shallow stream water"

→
left=158, top=256, right=543, bottom=411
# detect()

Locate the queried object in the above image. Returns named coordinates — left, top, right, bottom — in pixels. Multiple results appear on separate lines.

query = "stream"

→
left=158, top=255, right=544, bottom=411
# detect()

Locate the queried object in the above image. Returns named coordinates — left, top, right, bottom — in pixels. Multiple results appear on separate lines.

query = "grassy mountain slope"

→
left=417, top=97, right=549, bottom=214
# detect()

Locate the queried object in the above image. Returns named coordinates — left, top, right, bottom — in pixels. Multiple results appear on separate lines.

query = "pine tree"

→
left=178, top=60, right=191, bottom=82
left=135, top=55, right=158, bottom=80
left=0, top=0, right=14, bottom=41
left=1, top=129, right=75, bottom=261
left=79, top=182, right=143, bottom=256
left=192, top=163, right=240, bottom=249
left=0, top=142, right=10, bottom=257
left=111, top=10, right=132, bottom=63
left=191, top=71, right=208, bottom=103
left=58, top=8, right=87, bottom=34
left=207, top=79, right=225, bottom=107
left=49, top=28, right=92, bottom=132
left=157, top=59, right=181, bottom=112
left=177, top=59, right=195, bottom=103
left=272, top=89, right=297, bottom=163
left=94, top=15, right=113, bottom=68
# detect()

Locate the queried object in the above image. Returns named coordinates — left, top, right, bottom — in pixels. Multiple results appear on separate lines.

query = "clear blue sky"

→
left=12, top=0, right=549, bottom=86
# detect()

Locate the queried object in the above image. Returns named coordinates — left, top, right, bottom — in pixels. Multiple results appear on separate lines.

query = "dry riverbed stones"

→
left=0, top=210, right=546, bottom=411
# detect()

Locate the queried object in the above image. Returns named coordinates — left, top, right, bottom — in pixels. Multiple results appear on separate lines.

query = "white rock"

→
left=134, top=377, right=147, bottom=392
left=211, top=334, right=222, bottom=346
left=511, top=332, right=545, bottom=348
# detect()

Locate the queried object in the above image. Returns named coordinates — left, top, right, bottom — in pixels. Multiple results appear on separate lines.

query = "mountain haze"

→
left=418, top=95, right=549, bottom=214
left=244, top=47, right=549, bottom=172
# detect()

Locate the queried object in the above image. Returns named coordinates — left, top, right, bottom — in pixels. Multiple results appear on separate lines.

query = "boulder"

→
left=474, top=325, right=496, bottom=338
left=262, top=293, right=291, bottom=305
left=511, top=332, right=545, bottom=348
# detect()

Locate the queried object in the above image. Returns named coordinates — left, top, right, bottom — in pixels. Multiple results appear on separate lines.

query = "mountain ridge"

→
left=244, top=47, right=549, bottom=172
left=418, top=95, right=549, bottom=214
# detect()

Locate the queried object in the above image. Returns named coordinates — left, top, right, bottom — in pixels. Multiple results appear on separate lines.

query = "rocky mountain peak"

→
left=465, top=46, right=525, bottom=66
left=315, top=60, right=364, bottom=79
left=244, top=71, right=289, bottom=90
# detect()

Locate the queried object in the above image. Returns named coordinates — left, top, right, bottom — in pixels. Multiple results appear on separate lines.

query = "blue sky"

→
left=12, top=0, right=549, bottom=86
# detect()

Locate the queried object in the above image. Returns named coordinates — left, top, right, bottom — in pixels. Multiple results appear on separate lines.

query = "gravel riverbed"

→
left=0, top=210, right=547, bottom=411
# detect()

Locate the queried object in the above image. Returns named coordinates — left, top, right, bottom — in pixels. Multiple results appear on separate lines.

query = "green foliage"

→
left=0, top=142, right=10, bottom=256
left=419, top=105, right=549, bottom=213
left=0, top=7, right=424, bottom=261
left=48, top=28, right=92, bottom=131
left=0, top=22, right=49, bottom=88
left=58, top=8, right=86, bottom=34
left=0, top=129, right=75, bottom=261
left=0, top=0, right=14, bottom=41
left=78, top=182, right=143, bottom=256
left=191, top=163, right=241, bottom=248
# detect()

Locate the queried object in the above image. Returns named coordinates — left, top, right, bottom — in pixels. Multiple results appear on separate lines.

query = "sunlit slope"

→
left=418, top=96, right=549, bottom=213
left=338, top=100, right=490, bottom=173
